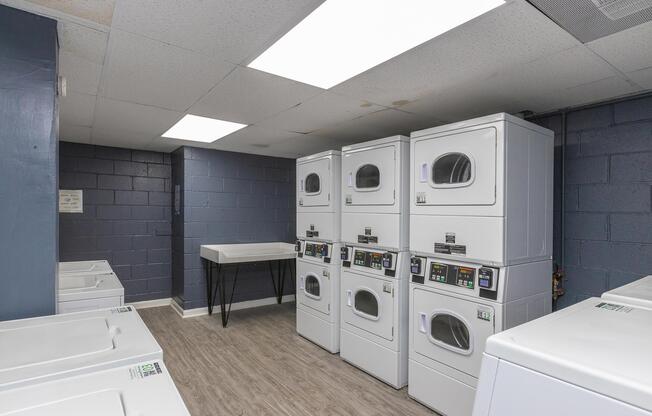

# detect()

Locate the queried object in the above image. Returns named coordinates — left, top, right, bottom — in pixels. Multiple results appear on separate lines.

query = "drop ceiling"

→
left=1, top=0, right=651, bottom=158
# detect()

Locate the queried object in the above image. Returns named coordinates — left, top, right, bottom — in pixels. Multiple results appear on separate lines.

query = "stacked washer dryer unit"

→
left=339, top=135, right=410, bottom=388
left=296, top=150, right=342, bottom=353
left=408, top=113, right=554, bottom=416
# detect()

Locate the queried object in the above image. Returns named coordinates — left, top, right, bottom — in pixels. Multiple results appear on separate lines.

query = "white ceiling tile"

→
left=59, top=124, right=92, bottom=143
left=268, top=134, right=348, bottom=158
left=59, top=51, right=102, bottom=95
left=588, top=21, right=652, bottom=73
left=111, top=0, right=324, bottom=64
left=21, top=0, right=115, bottom=26
left=91, top=127, right=158, bottom=150
left=627, top=66, right=652, bottom=89
left=549, top=76, right=641, bottom=109
left=190, top=67, right=323, bottom=124
left=100, top=30, right=235, bottom=111
left=330, top=0, right=580, bottom=107
left=214, top=125, right=304, bottom=147
left=58, top=21, right=108, bottom=64
left=255, top=92, right=383, bottom=134
left=60, top=92, right=96, bottom=127
left=93, top=97, right=183, bottom=136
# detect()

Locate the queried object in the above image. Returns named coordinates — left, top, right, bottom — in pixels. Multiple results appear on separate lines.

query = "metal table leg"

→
left=216, top=264, right=239, bottom=327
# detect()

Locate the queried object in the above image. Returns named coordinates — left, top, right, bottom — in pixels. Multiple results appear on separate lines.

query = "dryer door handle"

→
left=346, top=290, right=352, bottom=307
left=299, top=276, right=305, bottom=290
left=420, top=162, right=428, bottom=182
left=300, top=179, right=304, bottom=192
left=419, top=312, right=427, bottom=333
left=348, top=172, right=353, bottom=187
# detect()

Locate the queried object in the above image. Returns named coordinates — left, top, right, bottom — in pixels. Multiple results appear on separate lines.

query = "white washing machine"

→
left=59, top=260, right=113, bottom=275
left=0, top=305, right=162, bottom=391
left=602, top=275, right=652, bottom=309
left=410, top=113, right=554, bottom=266
left=0, top=360, right=190, bottom=415
left=296, top=239, right=342, bottom=353
left=340, top=246, right=409, bottom=388
left=473, top=298, right=652, bottom=416
left=341, top=135, right=410, bottom=251
left=58, top=271, right=125, bottom=314
left=297, top=150, right=341, bottom=243
left=408, top=256, right=551, bottom=416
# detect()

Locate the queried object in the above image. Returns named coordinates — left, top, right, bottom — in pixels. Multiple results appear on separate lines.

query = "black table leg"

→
left=216, top=263, right=239, bottom=327
left=205, top=259, right=214, bottom=315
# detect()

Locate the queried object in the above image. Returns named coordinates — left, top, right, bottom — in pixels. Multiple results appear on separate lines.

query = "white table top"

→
left=200, top=242, right=296, bottom=264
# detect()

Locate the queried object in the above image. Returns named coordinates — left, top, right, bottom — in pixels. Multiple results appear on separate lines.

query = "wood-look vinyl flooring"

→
left=140, top=303, right=437, bottom=416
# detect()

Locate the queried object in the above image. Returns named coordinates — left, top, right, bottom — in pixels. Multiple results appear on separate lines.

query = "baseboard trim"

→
left=128, top=298, right=172, bottom=309
left=171, top=295, right=295, bottom=319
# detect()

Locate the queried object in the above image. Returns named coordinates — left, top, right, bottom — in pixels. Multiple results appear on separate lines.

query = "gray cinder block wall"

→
left=59, top=142, right=172, bottom=303
left=0, top=5, right=58, bottom=320
left=172, top=146, right=296, bottom=310
left=530, top=94, right=652, bottom=308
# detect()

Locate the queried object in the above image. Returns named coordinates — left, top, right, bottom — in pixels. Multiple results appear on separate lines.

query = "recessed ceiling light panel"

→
left=162, top=114, right=247, bottom=143
left=249, top=0, right=505, bottom=89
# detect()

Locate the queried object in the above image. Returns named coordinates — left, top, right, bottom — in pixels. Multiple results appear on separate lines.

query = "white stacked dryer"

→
left=408, top=113, right=554, bottom=416
left=339, top=135, right=410, bottom=389
left=296, top=150, right=342, bottom=353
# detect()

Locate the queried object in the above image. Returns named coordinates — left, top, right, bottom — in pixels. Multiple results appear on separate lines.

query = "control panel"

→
left=297, top=239, right=333, bottom=264
left=343, top=246, right=397, bottom=277
left=410, top=257, right=500, bottom=295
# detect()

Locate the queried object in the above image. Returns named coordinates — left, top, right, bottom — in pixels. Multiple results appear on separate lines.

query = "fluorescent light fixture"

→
left=162, top=114, right=247, bottom=143
left=249, top=0, right=505, bottom=89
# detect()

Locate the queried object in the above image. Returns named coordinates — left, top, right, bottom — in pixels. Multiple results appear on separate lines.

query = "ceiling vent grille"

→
left=527, top=0, right=652, bottom=42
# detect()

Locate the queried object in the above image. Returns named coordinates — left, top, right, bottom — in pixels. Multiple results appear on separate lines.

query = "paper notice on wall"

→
left=59, top=190, right=83, bottom=213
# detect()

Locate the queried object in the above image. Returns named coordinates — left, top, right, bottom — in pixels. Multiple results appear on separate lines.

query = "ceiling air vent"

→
left=527, top=0, right=652, bottom=42
left=592, top=0, right=652, bottom=20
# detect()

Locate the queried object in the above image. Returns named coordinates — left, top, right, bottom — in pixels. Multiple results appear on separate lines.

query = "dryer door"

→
left=412, top=288, right=494, bottom=378
left=343, top=145, right=395, bottom=207
left=342, top=272, right=394, bottom=341
left=413, top=127, right=496, bottom=206
left=297, top=265, right=330, bottom=316
left=297, top=157, right=331, bottom=208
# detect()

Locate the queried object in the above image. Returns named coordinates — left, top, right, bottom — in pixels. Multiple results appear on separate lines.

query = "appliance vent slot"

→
left=527, top=0, right=652, bottom=42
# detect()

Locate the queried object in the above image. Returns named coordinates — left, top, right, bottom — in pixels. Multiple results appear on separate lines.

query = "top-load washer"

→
left=473, top=297, right=652, bottom=416
left=297, top=150, right=341, bottom=243
left=0, top=305, right=162, bottom=391
left=59, top=260, right=113, bottom=275
left=602, top=275, right=652, bottom=309
left=0, top=359, right=190, bottom=416
left=58, top=271, right=125, bottom=314
left=410, top=113, right=554, bottom=266
left=341, top=135, right=409, bottom=251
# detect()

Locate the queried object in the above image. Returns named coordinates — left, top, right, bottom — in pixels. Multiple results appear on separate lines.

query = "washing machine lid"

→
left=58, top=272, right=124, bottom=302
left=0, top=360, right=189, bottom=416
left=485, top=297, right=652, bottom=411
left=59, top=260, right=113, bottom=275
left=0, top=306, right=162, bottom=391
left=602, top=275, right=652, bottom=309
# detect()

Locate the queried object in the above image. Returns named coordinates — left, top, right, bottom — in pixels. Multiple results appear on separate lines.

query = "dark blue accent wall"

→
left=530, top=94, right=652, bottom=309
left=172, top=146, right=296, bottom=310
left=0, top=5, right=58, bottom=320
left=59, top=142, right=172, bottom=303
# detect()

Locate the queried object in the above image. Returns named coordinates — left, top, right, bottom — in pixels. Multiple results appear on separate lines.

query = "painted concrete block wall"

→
left=171, top=147, right=186, bottom=306
left=59, top=142, right=172, bottom=303
left=0, top=5, right=58, bottom=320
left=175, top=147, right=296, bottom=310
left=531, top=94, right=652, bottom=308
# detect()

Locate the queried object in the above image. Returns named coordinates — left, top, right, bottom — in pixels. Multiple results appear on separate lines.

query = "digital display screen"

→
left=429, top=262, right=475, bottom=289
left=430, top=263, right=448, bottom=283
left=354, top=250, right=366, bottom=266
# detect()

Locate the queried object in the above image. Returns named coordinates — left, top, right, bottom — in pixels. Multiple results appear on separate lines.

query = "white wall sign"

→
left=59, top=190, right=83, bottom=213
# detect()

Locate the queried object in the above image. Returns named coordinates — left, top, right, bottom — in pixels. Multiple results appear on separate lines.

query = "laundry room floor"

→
left=140, top=303, right=436, bottom=416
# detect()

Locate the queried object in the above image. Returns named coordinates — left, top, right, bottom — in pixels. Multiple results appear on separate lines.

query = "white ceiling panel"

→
left=627, top=66, right=652, bottom=89
left=588, top=21, right=652, bottom=73
left=268, top=133, right=348, bottom=158
left=100, top=30, right=236, bottom=111
left=111, top=0, right=324, bottom=64
left=189, top=67, right=323, bottom=124
left=59, top=124, right=92, bottom=143
left=330, top=0, right=580, bottom=107
left=550, top=76, right=641, bottom=109
left=214, top=125, right=305, bottom=147
left=93, top=97, right=183, bottom=136
left=59, top=92, right=96, bottom=127
left=255, top=92, right=383, bottom=134
left=18, top=0, right=115, bottom=26
left=59, top=51, right=102, bottom=95
left=58, top=21, right=108, bottom=64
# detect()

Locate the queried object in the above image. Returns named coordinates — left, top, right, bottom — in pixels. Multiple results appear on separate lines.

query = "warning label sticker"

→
left=595, top=302, right=633, bottom=313
left=130, top=362, right=163, bottom=380
left=111, top=306, right=133, bottom=314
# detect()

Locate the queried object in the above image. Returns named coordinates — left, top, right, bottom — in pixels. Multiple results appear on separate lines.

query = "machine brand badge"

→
left=477, top=308, right=492, bottom=322
left=446, top=233, right=456, bottom=244
left=596, top=302, right=634, bottom=313
left=129, top=362, right=163, bottom=380
left=383, top=283, right=393, bottom=294
left=345, top=195, right=352, bottom=204
left=416, top=192, right=426, bottom=204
